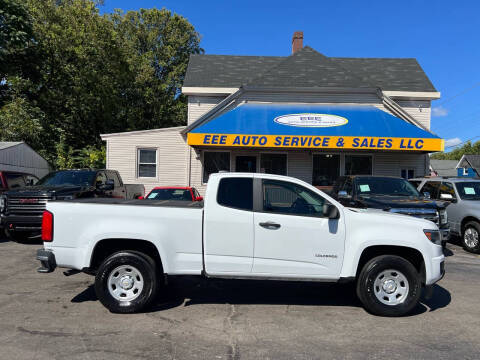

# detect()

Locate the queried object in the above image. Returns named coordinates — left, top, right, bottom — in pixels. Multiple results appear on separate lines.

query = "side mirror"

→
left=137, top=196, right=144, bottom=200
left=195, top=196, right=203, bottom=201
left=423, top=191, right=431, bottom=199
left=440, top=193, right=453, bottom=200
left=323, top=203, right=340, bottom=219
left=338, top=190, right=351, bottom=199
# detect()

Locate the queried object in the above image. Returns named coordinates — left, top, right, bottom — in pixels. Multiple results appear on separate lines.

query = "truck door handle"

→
left=259, top=221, right=281, bottom=230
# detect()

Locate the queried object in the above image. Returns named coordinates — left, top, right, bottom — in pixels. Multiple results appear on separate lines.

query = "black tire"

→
left=95, top=251, right=158, bottom=313
left=462, top=221, right=480, bottom=254
left=356, top=255, right=422, bottom=317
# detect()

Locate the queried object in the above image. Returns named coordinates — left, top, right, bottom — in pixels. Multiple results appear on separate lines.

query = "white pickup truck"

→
left=36, top=173, right=445, bottom=316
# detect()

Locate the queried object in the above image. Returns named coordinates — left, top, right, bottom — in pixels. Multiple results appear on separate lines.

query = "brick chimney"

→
left=292, top=31, right=303, bottom=54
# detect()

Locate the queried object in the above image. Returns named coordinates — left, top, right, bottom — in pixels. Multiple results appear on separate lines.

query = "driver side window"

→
left=262, top=180, right=326, bottom=217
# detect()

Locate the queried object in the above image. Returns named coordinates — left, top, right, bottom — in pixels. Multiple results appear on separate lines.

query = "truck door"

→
left=203, top=176, right=254, bottom=275
left=253, top=178, right=345, bottom=277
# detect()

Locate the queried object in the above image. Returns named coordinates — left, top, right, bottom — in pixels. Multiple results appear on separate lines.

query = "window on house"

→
left=260, top=154, right=287, bottom=175
left=401, top=169, right=415, bottom=179
left=138, top=149, right=157, bottom=178
left=312, top=154, right=340, bottom=186
left=203, top=152, right=230, bottom=183
left=345, top=155, right=372, bottom=175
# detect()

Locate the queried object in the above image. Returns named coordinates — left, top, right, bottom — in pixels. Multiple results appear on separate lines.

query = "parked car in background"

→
left=0, top=169, right=144, bottom=241
left=331, top=176, right=450, bottom=244
left=0, top=171, right=39, bottom=229
left=410, top=177, right=480, bottom=253
left=0, top=171, right=39, bottom=195
left=143, top=186, right=203, bottom=201
left=36, top=172, right=445, bottom=316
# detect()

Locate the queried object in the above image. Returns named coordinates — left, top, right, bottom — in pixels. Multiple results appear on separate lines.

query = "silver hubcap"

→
left=464, top=227, right=479, bottom=249
left=107, top=265, right=144, bottom=301
left=373, top=269, right=409, bottom=306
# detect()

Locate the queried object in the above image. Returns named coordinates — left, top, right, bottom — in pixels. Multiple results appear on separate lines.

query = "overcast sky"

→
left=100, top=0, right=480, bottom=151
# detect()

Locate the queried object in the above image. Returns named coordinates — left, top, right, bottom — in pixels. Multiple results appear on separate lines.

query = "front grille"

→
left=389, top=208, right=439, bottom=225
left=6, top=195, right=53, bottom=216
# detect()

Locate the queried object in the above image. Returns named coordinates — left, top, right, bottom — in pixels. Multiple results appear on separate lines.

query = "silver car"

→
left=410, top=177, right=480, bottom=253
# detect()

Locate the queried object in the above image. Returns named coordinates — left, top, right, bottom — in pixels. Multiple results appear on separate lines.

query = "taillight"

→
left=41, top=210, right=53, bottom=242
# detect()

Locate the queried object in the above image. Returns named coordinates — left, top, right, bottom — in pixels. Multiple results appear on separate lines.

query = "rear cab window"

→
left=217, top=178, right=253, bottom=211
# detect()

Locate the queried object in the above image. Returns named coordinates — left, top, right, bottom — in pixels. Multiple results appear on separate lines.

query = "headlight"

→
left=439, top=209, right=448, bottom=225
left=0, top=196, right=5, bottom=213
left=424, top=229, right=442, bottom=245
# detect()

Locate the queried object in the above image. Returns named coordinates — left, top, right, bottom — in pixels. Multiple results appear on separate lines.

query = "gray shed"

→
left=0, top=142, right=50, bottom=178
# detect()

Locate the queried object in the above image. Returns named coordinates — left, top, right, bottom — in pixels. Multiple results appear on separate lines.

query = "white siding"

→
left=187, top=96, right=225, bottom=125
left=395, top=100, right=431, bottom=130
left=104, top=127, right=188, bottom=194
left=0, top=143, right=50, bottom=178
left=374, top=152, right=428, bottom=177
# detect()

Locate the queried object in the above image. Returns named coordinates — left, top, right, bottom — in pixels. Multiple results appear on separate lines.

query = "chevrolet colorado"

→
left=36, top=173, right=445, bottom=316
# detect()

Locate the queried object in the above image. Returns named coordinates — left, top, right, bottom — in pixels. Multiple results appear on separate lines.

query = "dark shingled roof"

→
left=184, top=46, right=437, bottom=92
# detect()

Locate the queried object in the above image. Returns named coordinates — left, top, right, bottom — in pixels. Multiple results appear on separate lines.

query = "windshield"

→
left=37, top=171, right=96, bottom=187
left=455, top=182, right=480, bottom=200
left=355, top=177, right=421, bottom=197
left=146, top=189, right=192, bottom=201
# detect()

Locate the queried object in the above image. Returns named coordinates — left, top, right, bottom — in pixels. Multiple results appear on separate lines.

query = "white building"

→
left=102, top=32, right=443, bottom=195
left=0, top=142, right=49, bottom=178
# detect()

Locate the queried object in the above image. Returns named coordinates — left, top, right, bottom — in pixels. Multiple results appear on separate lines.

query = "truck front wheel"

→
left=356, top=255, right=421, bottom=317
left=95, top=251, right=158, bottom=313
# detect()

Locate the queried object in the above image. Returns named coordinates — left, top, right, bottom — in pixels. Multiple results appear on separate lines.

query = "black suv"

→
left=331, top=175, right=450, bottom=243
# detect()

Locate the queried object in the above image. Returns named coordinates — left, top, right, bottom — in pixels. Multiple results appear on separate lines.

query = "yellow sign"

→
left=187, top=133, right=444, bottom=152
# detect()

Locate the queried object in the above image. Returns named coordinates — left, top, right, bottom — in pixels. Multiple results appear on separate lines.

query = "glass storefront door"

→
left=235, top=156, right=257, bottom=172
left=312, top=154, right=340, bottom=186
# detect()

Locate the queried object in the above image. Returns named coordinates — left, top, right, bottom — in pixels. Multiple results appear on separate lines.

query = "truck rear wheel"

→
left=356, top=255, right=421, bottom=317
left=462, top=221, right=480, bottom=253
left=95, top=251, right=158, bottom=313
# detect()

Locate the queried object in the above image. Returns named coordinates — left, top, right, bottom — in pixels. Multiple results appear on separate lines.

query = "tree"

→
left=0, top=0, right=34, bottom=79
left=431, top=141, right=480, bottom=160
left=0, top=0, right=202, bottom=167
left=111, top=7, right=202, bottom=129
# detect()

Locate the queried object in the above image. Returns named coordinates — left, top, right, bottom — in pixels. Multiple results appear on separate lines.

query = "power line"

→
left=444, top=135, right=480, bottom=150
left=436, top=81, right=480, bottom=106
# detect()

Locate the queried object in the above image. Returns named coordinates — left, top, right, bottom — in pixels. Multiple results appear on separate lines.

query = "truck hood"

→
left=5, top=185, right=95, bottom=197
left=356, top=195, right=448, bottom=210
left=347, top=207, right=438, bottom=228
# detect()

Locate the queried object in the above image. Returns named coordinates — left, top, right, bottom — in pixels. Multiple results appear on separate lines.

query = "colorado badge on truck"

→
left=36, top=172, right=445, bottom=317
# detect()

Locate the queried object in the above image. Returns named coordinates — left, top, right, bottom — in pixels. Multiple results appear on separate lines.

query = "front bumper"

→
left=2, top=214, right=42, bottom=233
left=36, top=249, right=56, bottom=273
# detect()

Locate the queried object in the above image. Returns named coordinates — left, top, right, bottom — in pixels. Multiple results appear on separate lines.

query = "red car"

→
left=142, top=186, right=203, bottom=201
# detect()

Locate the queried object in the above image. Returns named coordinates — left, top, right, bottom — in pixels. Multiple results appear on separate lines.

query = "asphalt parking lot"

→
left=0, top=236, right=479, bottom=360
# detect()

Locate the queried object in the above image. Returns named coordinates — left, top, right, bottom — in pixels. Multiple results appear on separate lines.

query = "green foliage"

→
left=0, top=0, right=202, bottom=169
left=55, top=133, right=105, bottom=169
left=0, top=0, right=34, bottom=78
left=431, top=141, right=480, bottom=160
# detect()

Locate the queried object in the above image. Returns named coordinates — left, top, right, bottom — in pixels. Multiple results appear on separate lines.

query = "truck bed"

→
left=57, top=198, right=204, bottom=208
